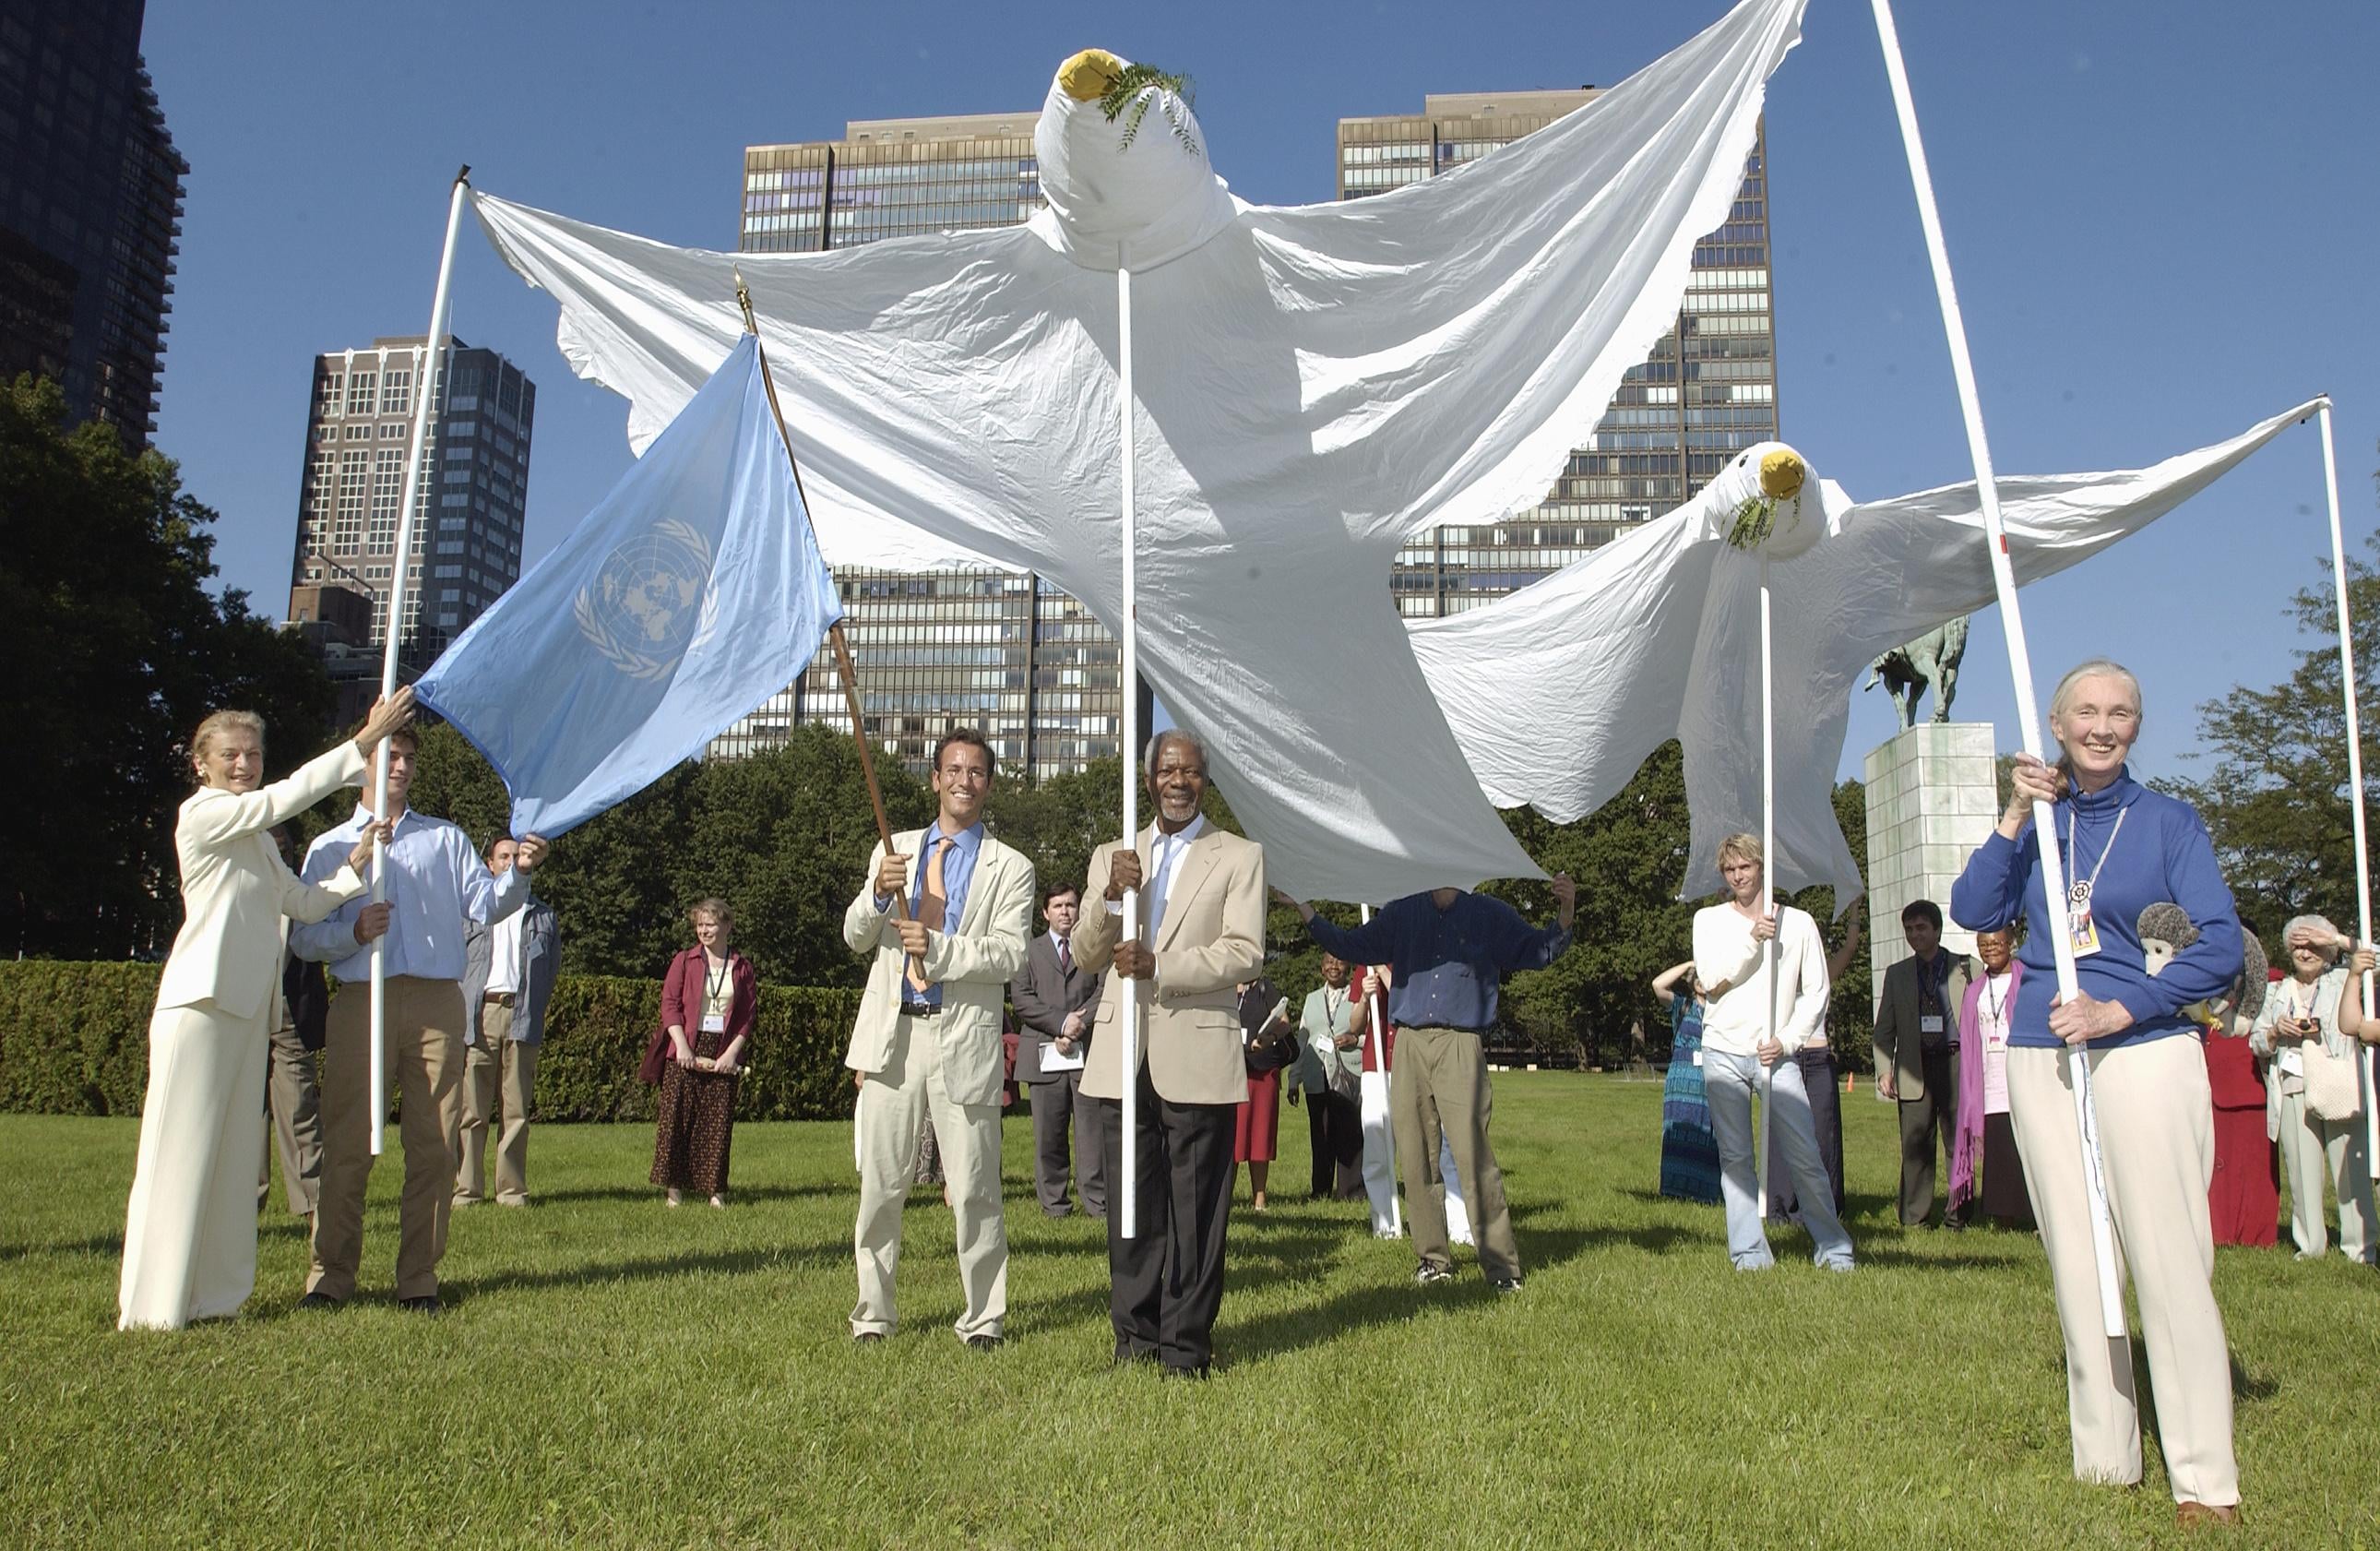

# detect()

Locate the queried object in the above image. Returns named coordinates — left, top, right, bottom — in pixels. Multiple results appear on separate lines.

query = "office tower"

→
left=727, top=112, right=1124, bottom=778
left=0, top=0, right=186, bottom=444
left=286, top=336, right=535, bottom=674
left=1339, top=89, right=1777, bottom=615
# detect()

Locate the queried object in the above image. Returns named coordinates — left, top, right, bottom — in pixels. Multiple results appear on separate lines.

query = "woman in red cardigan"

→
left=650, top=898, right=757, bottom=1208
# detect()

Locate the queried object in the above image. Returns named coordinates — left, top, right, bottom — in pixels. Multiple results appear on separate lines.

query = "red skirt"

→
left=1234, top=1068, right=1280, bottom=1163
left=2208, top=1104, right=2279, bottom=1247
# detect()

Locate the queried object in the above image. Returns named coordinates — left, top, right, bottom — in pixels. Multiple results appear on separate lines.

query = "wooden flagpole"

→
left=732, top=271, right=918, bottom=956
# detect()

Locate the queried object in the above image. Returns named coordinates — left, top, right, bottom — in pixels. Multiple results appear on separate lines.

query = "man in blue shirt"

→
left=1279, top=876, right=1575, bottom=1291
left=290, top=727, right=547, bottom=1313
left=841, top=728, right=1035, bottom=1348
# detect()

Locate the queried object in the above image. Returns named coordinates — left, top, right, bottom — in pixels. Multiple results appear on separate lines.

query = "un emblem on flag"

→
left=574, top=519, right=716, bottom=681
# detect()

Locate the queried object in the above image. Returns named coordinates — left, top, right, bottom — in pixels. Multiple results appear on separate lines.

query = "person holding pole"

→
left=116, top=696, right=410, bottom=1330
left=1075, top=731, right=1265, bottom=1378
left=1350, top=962, right=1401, bottom=1237
left=1279, top=872, right=1576, bottom=1293
left=1691, top=833, right=1852, bottom=1272
left=1949, top=659, right=2243, bottom=1523
left=290, top=726, right=548, bottom=1314
left=843, top=728, right=1034, bottom=1349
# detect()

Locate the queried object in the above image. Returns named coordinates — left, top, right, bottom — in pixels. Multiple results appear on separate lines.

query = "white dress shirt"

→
left=486, top=909, right=523, bottom=996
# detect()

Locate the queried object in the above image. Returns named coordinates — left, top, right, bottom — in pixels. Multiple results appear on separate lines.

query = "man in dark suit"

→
left=1872, top=898, right=1975, bottom=1228
left=1009, top=880, right=1106, bottom=1218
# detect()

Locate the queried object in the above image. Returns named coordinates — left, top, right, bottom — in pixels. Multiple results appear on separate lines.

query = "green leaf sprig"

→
left=1099, top=64, right=1198, bottom=155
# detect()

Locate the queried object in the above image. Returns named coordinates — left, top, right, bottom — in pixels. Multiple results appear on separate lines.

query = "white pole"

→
left=1117, top=265, right=1141, bottom=1241
left=1361, top=902, right=1402, bottom=1238
left=367, top=168, right=470, bottom=1157
left=2315, top=400, right=2380, bottom=1179
left=1757, top=553, right=1776, bottom=1220
left=1869, top=1, right=2124, bottom=1335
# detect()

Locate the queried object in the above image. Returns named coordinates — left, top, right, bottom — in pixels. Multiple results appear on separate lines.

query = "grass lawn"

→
left=2, top=1074, right=2373, bottom=1548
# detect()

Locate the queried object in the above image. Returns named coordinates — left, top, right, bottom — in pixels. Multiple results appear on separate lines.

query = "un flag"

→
left=416, top=334, right=843, bottom=837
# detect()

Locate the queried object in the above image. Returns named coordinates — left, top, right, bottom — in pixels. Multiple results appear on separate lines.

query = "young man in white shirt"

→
left=1689, top=831, right=1854, bottom=1271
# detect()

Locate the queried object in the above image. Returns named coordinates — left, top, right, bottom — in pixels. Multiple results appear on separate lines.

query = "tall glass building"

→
left=286, top=336, right=536, bottom=660
left=725, top=111, right=1122, bottom=777
left=1339, top=89, right=1777, bottom=616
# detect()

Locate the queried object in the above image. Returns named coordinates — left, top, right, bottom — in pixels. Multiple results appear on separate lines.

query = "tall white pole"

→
left=1757, top=554, right=1776, bottom=1219
left=1361, top=902, right=1401, bottom=1238
left=1869, top=1, right=2123, bottom=1335
left=2315, top=400, right=2380, bottom=1178
left=1117, top=265, right=1141, bottom=1240
left=367, top=168, right=470, bottom=1157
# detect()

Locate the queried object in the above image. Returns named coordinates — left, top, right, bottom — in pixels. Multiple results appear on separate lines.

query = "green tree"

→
left=0, top=376, right=334, bottom=958
left=2161, top=522, right=2380, bottom=939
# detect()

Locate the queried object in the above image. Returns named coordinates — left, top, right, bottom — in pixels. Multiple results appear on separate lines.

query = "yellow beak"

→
left=1058, top=49, right=1125, bottom=103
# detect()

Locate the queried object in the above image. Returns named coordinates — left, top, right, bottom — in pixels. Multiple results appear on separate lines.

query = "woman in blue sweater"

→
left=1949, top=659, right=2243, bottom=1529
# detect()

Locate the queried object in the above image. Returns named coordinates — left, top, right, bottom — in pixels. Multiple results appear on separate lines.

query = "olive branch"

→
left=1099, top=64, right=1198, bottom=155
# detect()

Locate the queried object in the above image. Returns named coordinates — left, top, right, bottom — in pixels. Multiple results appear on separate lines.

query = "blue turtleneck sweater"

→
left=1948, top=767, right=2243, bottom=1050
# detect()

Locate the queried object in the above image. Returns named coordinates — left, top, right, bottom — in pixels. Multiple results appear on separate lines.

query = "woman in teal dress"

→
left=1652, top=960, right=1721, bottom=1203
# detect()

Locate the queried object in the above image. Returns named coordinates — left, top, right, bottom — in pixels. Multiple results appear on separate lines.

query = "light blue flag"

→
left=416, top=334, right=842, bottom=838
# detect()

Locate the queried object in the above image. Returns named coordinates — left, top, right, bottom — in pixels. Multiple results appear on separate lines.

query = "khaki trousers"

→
left=257, top=1017, right=322, bottom=1217
left=2274, top=1087, right=2375, bottom=1261
left=120, top=1000, right=270, bottom=1330
left=457, top=1003, right=537, bottom=1206
left=2007, top=1038, right=2238, bottom=1507
left=851, top=1013, right=1008, bottom=1342
left=307, top=976, right=466, bottom=1302
left=1390, top=1026, right=1519, bottom=1281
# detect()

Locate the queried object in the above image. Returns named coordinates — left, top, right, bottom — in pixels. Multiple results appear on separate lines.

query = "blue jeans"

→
left=1705, top=1049, right=1853, bottom=1270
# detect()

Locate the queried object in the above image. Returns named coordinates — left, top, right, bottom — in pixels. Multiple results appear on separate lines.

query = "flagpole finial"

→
left=453, top=164, right=471, bottom=188
left=732, top=267, right=756, bottom=334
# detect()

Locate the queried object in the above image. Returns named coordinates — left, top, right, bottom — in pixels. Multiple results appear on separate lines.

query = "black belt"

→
left=898, top=1002, right=941, bottom=1019
left=482, top=992, right=516, bottom=1008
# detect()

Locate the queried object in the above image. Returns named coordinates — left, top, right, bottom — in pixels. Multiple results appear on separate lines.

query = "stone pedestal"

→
left=1862, top=723, right=1999, bottom=1008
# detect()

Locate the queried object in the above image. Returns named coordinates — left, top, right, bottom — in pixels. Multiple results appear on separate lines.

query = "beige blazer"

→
left=153, top=741, right=370, bottom=1022
left=840, top=827, right=1035, bottom=1108
left=1074, top=824, right=1266, bottom=1107
left=1872, top=950, right=1975, bottom=1102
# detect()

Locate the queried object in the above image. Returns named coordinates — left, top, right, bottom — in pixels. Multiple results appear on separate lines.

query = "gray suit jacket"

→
left=1872, top=950, right=1974, bottom=1102
left=1008, top=929, right=1102, bottom=1084
left=460, top=898, right=559, bottom=1046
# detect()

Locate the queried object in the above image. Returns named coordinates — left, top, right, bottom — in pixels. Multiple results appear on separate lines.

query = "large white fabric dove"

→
left=1411, top=401, right=2321, bottom=905
left=470, top=0, right=1809, bottom=903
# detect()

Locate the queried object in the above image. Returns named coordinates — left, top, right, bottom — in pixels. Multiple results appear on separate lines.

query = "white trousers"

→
left=1358, top=1070, right=1398, bottom=1235
left=851, top=1016, right=1007, bottom=1342
left=2274, top=1088, right=2374, bottom=1261
left=119, top=1000, right=271, bottom=1330
left=2006, top=1038, right=2236, bottom=1507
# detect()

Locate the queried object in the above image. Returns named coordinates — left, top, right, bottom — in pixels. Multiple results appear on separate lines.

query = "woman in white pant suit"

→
left=118, top=692, right=411, bottom=1330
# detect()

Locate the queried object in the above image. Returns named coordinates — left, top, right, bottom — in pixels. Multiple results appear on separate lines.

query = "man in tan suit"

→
left=843, top=728, right=1035, bottom=1348
left=1075, top=730, right=1265, bottom=1378
left=1872, top=898, right=1976, bottom=1228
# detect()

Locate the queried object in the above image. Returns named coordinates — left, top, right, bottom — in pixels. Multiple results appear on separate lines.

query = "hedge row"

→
left=0, top=961, right=863, bottom=1123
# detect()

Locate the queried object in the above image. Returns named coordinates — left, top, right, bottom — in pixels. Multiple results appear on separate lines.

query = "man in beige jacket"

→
left=1075, top=730, right=1266, bottom=1378
left=843, top=728, right=1035, bottom=1348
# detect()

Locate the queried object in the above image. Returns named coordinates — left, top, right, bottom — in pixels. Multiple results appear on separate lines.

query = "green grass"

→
left=1, top=1076, right=2373, bottom=1549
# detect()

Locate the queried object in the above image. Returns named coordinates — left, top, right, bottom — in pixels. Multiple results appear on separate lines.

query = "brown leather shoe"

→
left=2175, top=1502, right=2241, bottom=1529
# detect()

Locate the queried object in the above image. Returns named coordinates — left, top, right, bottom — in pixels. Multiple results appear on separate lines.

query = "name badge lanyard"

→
left=2063, top=800, right=2132, bottom=954
left=704, top=956, right=732, bottom=1030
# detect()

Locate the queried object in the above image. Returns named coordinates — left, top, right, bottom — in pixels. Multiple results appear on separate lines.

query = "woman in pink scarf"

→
left=1950, top=927, right=2032, bottom=1228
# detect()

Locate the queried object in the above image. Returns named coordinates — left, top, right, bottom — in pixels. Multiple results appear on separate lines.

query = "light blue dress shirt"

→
left=290, top=805, right=530, bottom=983
left=876, top=820, right=985, bottom=1009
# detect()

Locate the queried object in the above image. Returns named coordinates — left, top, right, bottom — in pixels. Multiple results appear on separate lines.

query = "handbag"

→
left=2304, top=1039, right=2364, bottom=1121
left=637, top=1025, right=670, bottom=1086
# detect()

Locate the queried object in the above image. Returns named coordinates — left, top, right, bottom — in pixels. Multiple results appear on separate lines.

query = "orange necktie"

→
left=905, top=838, right=946, bottom=995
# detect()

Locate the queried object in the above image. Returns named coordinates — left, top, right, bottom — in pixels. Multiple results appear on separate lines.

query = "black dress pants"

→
left=1898, top=1044, right=1964, bottom=1225
left=1093, top=1068, right=1234, bottom=1375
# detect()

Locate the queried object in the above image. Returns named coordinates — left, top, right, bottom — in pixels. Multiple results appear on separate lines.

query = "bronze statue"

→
left=1866, top=615, right=1969, bottom=730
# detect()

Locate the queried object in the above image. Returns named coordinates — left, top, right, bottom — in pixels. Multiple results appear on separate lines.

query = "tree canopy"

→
left=1, top=376, right=335, bottom=959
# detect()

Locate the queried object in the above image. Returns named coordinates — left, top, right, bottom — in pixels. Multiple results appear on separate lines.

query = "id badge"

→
left=701, top=1013, right=726, bottom=1033
left=2067, top=903, right=2102, bottom=959
left=1920, top=1014, right=1945, bottom=1036
left=1690, top=1049, right=1703, bottom=1067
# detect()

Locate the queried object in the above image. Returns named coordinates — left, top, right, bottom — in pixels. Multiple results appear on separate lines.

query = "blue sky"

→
left=142, top=0, right=2379, bottom=785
